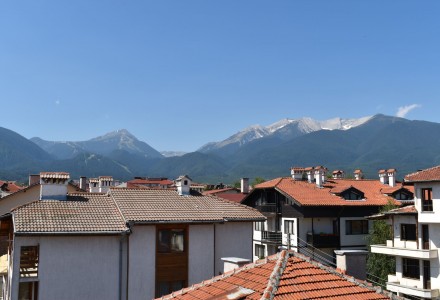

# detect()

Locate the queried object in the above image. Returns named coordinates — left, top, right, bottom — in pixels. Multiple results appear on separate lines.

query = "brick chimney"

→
left=332, top=170, right=345, bottom=180
left=176, top=175, right=192, bottom=196
left=89, top=178, right=99, bottom=193
left=40, top=172, right=70, bottom=200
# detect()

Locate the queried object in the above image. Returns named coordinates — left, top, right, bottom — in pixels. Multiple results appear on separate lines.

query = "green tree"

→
left=366, top=200, right=397, bottom=287
left=232, top=180, right=241, bottom=189
left=251, top=177, right=265, bottom=187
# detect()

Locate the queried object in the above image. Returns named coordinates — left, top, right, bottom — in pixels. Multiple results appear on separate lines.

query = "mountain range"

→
left=1, top=114, right=440, bottom=184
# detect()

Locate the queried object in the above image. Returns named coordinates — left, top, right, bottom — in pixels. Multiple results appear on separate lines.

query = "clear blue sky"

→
left=1, top=1, right=439, bottom=152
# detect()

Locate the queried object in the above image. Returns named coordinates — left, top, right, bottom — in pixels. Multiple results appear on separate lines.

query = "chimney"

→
left=79, top=176, right=87, bottom=191
left=378, top=170, right=388, bottom=185
left=332, top=170, right=345, bottom=180
left=305, top=167, right=314, bottom=183
left=221, top=257, right=251, bottom=273
left=387, top=169, right=397, bottom=187
left=334, top=250, right=368, bottom=280
left=315, top=167, right=323, bottom=188
left=99, top=176, right=113, bottom=193
left=353, top=169, right=363, bottom=180
left=89, top=178, right=99, bottom=193
left=241, top=178, right=249, bottom=194
left=29, top=174, right=40, bottom=186
left=39, top=172, right=70, bottom=200
left=291, top=167, right=304, bottom=181
left=176, top=175, right=192, bottom=196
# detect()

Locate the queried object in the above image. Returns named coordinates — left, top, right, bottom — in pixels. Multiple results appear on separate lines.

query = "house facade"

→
left=242, top=167, right=414, bottom=262
left=0, top=173, right=264, bottom=300
left=371, top=165, right=440, bottom=299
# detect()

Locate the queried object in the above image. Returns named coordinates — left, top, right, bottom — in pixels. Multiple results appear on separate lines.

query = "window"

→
left=403, top=258, right=420, bottom=279
left=421, top=188, right=433, bottom=212
left=394, top=191, right=413, bottom=200
left=255, top=244, right=265, bottom=258
left=284, top=220, right=294, bottom=234
left=20, top=246, right=39, bottom=278
left=345, top=220, right=368, bottom=235
left=158, top=229, right=185, bottom=253
left=342, top=191, right=363, bottom=200
left=254, top=221, right=264, bottom=231
left=401, top=224, right=417, bottom=241
left=18, top=282, right=38, bottom=300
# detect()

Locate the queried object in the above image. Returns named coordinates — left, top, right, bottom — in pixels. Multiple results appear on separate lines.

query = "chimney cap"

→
left=40, top=172, right=70, bottom=179
left=354, top=169, right=363, bottom=174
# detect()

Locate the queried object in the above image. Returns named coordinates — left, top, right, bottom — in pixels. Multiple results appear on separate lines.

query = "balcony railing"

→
left=306, top=233, right=339, bottom=248
left=255, top=203, right=277, bottom=213
left=261, top=230, right=282, bottom=244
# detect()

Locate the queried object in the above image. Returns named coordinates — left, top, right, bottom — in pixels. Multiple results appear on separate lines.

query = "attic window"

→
left=393, top=190, right=413, bottom=200
left=184, top=180, right=188, bottom=186
left=341, top=188, right=364, bottom=200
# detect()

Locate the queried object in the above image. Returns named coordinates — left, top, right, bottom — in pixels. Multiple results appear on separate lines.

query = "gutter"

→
left=14, top=230, right=130, bottom=236
left=129, top=217, right=265, bottom=225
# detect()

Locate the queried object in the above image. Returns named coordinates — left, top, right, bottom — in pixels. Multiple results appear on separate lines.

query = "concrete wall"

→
left=340, top=217, right=371, bottom=248
left=392, top=215, right=418, bottom=249
left=11, top=236, right=122, bottom=300
left=188, top=224, right=214, bottom=284
left=127, top=225, right=156, bottom=300
left=416, top=182, right=440, bottom=223
left=214, top=222, right=253, bottom=275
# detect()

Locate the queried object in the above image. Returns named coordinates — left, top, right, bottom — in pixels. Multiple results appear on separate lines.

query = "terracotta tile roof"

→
left=368, top=205, right=417, bottom=220
left=158, top=251, right=392, bottom=300
left=215, top=193, right=247, bottom=203
left=13, top=193, right=127, bottom=234
left=254, top=178, right=404, bottom=206
left=110, top=188, right=264, bottom=223
left=0, top=181, right=23, bottom=193
left=405, top=165, right=440, bottom=182
left=126, top=178, right=174, bottom=186
left=203, top=188, right=239, bottom=195
left=380, top=186, right=414, bottom=195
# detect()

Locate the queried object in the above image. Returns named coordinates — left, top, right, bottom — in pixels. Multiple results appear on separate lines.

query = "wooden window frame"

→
left=284, top=220, right=294, bottom=234
left=421, top=188, right=433, bottom=212
left=254, top=221, right=264, bottom=231
left=402, top=258, right=420, bottom=279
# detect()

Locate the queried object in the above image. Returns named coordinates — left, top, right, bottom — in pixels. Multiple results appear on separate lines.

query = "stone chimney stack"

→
left=379, top=170, right=389, bottom=185
left=99, top=176, right=113, bottom=193
left=354, top=169, right=363, bottom=180
left=79, top=176, right=87, bottom=191
left=40, top=172, right=70, bottom=200
left=29, top=174, right=40, bottom=186
left=290, top=167, right=304, bottom=181
left=315, top=167, right=323, bottom=188
left=241, top=178, right=249, bottom=194
left=176, top=175, right=192, bottom=196
left=387, top=169, right=397, bottom=187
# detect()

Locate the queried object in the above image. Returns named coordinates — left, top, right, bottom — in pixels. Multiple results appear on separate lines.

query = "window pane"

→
left=170, top=229, right=184, bottom=252
left=158, top=230, right=171, bottom=253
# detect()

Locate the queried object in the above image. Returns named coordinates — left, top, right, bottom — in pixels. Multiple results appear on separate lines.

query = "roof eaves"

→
left=14, top=230, right=129, bottom=236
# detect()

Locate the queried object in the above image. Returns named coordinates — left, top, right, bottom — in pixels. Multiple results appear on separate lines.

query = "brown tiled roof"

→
left=203, top=188, right=239, bottom=195
left=215, top=193, right=247, bottom=203
left=13, top=193, right=127, bottom=234
left=110, top=188, right=264, bottom=223
left=405, top=165, right=440, bottom=182
left=0, top=181, right=23, bottom=193
left=368, top=205, right=417, bottom=220
left=253, top=178, right=402, bottom=206
left=126, top=178, right=174, bottom=187
left=158, top=251, right=392, bottom=300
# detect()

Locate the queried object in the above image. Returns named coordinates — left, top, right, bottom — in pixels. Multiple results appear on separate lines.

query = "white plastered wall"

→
left=188, top=224, right=214, bottom=284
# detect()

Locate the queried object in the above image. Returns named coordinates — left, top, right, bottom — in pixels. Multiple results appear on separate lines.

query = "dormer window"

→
left=184, top=180, right=188, bottom=186
left=393, top=190, right=414, bottom=201
left=338, top=187, right=364, bottom=200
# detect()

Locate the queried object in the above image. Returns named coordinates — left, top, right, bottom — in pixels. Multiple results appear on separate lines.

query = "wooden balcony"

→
left=255, top=203, right=277, bottom=213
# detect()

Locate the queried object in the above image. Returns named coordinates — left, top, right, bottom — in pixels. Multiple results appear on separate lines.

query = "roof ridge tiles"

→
left=261, top=250, right=289, bottom=300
